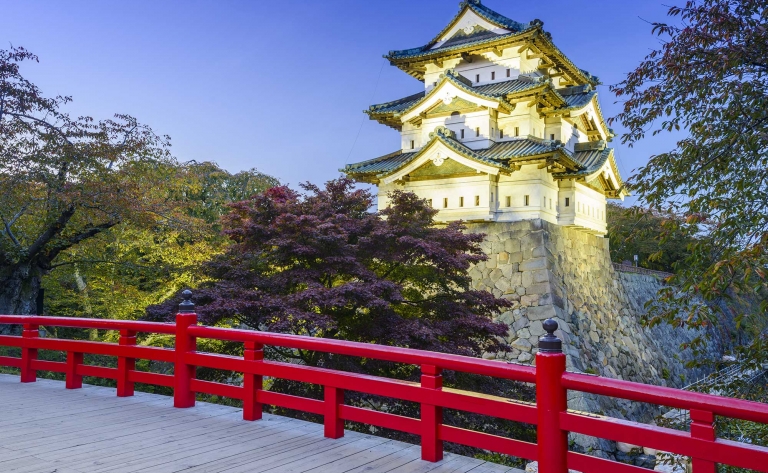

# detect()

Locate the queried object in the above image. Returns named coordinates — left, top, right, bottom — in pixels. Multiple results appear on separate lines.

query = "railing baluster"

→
left=324, top=386, right=345, bottom=439
left=174, top=291, right=197, bottom=408
left=117, top=329, right=137, bottom=397
left=65, top=351, right=83, bottom=389
left=536, top=319, right=568, bottom=473
left=420, top=363, right=443, bottom=462
left=243, top=341, right=264, bottom=421
left=690, top=409, right=716, bottom=473
left=20, top=323, right=39, bottom=383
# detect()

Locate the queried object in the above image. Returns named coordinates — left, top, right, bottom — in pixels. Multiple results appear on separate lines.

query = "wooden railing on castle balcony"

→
left=1, top=291, right=767, bottom=473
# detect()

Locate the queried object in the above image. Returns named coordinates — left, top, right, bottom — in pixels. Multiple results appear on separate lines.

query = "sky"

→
left=1, top=0, right=680, bottom=203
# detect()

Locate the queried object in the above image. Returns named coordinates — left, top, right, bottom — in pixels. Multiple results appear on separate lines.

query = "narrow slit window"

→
left=410, top=140, right=414, bottom=149
left=549, top=198, right=552, bottom=209
left=524, top=195, right=530, bottom=206
left=515, top=127, right=520, bottom=137
left=550, top=134, right=555, bottom=141
left=499, top=129, right=504, bottom=139
left=491, top=71, right=495, bottom=80
left=506, top=68, right=510, bottom=77
left=475, top=195, right=480, bottom=206
left=565, top=197, right=570, bottom=207
left=476, top=74, right=480, bottom=83
left=460, top=129, right=465, bottom=139
left=506, top=196, right=511, bottom=207
left=443, top=198, right=448, bottom=208
left=476, top=127, right=480, bottom=137
left=427, top=199, right=433, bottom=207
left=459, top=197, right=464, bottom=207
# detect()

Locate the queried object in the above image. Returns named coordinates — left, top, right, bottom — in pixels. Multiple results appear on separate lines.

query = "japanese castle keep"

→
left=343, top=0, right=627, bottom=236
left=344, top=1, right=730, bottom=460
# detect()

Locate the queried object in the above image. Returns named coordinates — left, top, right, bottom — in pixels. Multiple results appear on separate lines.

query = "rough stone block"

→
left=519, top=257, right=547, bottom=271
left=527, top=305, right=556, bottom=320
left=511, top=338, right=532, bottom=352
left=526, top=283, right=550, bottom=295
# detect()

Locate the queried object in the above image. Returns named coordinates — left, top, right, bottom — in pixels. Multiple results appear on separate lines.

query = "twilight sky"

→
left=1, top=0, right=678, bottom=202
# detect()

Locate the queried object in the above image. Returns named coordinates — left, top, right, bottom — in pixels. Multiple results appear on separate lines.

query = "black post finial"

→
left=179, top=289, right=195, bottom=314
left=538, top=318, right=562, bottom=353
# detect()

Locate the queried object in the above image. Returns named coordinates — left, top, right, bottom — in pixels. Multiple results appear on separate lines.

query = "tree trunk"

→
left=0, top=263, right=43, bottom=334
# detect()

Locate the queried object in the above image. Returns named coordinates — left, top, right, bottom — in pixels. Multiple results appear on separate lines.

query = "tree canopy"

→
left=44, top=161, right=279, bottom=322
left=610, top=0, right=768, bottom=330
left=606, top=202, right=698, bottom=273
left=146, top=179, right=510, bottom=363
left=0, top=47, right=177, bottom=314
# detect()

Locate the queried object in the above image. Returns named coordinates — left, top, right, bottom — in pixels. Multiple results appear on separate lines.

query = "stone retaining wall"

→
left=465, top=220, right=728, bottom=459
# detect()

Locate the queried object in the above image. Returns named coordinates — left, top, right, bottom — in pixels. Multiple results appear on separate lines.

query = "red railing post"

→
left=324, top=386, right=345, bottom=439
left=174, top=290, right=197, bottom=408
left=117, top=329, right=137, bottom=397
left=536, top=319, right=568, bottom=473
left=690, top=409, right=716, bottom=473
left=420, top=364, right=443, bottom=462
left=65, top=351, right=83, bottom=389
left=243, top=341, right=264, bottom=421
left=20, top=323, right=39, bottom=383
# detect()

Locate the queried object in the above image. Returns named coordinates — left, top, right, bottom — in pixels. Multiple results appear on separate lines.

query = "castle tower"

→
left=343, top=0, right=627, bottom=235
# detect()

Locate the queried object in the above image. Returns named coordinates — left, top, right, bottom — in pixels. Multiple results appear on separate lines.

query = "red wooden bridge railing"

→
left=1, top=291, right=767, bottom=473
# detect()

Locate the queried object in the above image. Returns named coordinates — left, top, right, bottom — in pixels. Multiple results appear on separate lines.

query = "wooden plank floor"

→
left=0, top=374, right=523, bottom=473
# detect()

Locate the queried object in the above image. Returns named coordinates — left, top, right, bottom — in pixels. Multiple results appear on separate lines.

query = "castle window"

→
left=475, top=195, right=480, bottom=206
left=459, top=197, right=464, bottom=207
left=410, top=140, right=414, bottom=149
left=565, top=197, right=570, bottom=207
left=443, top=198, right=448, bottom=208
left=491, top=71, right=495, bottom=80
left=515, top=127, right=520, bottom=137
left=476, top=74, right=480, bottom=83
left=427, top=199, right=433, bottom=207
left=550, top=134, right=555, bottom=141
left=524, top=195, right=530, bottom=206
left=500, top=129, right=504, bottom=139
left=506, top=196, right=511, bottom=207
left=506, top=68, right=510, bottom=78
left=460, top=129, right=465, bottom=139
left=476, top=127, right=480, bottom=137
left=549, top=198, right=552, bottom=209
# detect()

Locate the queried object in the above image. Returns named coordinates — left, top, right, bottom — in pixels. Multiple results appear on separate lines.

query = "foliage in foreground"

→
left=146, top=178, right=534, bottom=464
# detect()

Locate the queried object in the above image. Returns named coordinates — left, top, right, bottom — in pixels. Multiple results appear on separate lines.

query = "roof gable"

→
left=428, top=0, right=529, bottom=48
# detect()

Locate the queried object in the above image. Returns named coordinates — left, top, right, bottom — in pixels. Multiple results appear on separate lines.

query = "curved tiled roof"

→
left=562, top=91, right=597, bottom=109
left=480, top=138, right=561, bottom=161
left=343, top=133, right=570, bottom=180
left=556, top=147, right=613, bottom=178
left=368, top=76, right=543, bottom=118
left=367, top=70, right=517, bottom=121
left=342, top=149, right=419, bottom=175
left=368, top=92, right=425, bottom=114
left=473, top=78, right=545, bottom=96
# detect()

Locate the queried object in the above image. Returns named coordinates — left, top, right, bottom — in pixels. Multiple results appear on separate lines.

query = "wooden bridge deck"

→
left=0, top=374, right=522, bottom=473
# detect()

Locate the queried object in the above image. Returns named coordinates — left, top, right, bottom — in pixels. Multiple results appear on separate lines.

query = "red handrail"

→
left=1, top=310, right=767, bottom=473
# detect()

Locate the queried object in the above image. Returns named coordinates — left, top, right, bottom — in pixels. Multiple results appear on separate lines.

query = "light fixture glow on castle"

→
left=342, top=0, right=627, bottom=235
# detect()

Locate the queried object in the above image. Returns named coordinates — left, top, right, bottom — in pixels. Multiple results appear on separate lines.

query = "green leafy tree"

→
left=43, top=161, right=279, bottom=322
left=610, top=0, right=768, bottom=332
left=607, top=202, right=698, bottom=272
left=0, top=47, right=181, bottom=316
left=611, top=0, right=768, bottom=458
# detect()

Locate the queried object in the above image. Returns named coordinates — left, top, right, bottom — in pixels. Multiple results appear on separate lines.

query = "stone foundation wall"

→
left=465, top=220, right=728, bottom=458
